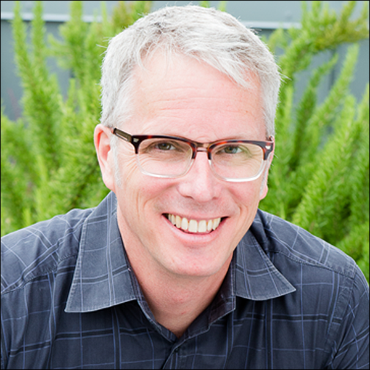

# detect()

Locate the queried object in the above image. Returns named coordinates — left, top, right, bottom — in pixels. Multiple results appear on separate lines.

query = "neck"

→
left=133, top=260, right=230, bottom=338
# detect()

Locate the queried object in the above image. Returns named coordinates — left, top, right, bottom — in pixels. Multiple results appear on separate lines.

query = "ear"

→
left=259, top=140, right=275, bottom=200
left=94, top=124, right=116, bottom=192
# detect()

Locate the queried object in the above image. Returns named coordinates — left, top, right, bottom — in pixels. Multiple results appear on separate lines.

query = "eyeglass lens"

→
left=137, top=138, right=264, bottom=180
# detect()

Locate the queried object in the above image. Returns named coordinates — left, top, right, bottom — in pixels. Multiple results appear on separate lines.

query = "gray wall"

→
left=1, top=1, right=369, bottom=121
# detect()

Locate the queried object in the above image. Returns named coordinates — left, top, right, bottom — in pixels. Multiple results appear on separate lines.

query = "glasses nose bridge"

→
left=186, top=143, right=214, bottom=179
left=192, top=142, right=212, bottom=160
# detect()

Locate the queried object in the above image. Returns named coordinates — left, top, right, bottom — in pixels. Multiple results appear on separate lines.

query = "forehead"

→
left=125, top=52, right=265, bottom=141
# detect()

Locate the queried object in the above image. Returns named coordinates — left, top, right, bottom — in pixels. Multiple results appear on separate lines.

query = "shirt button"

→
left=174, top=348, right=179, bottom=353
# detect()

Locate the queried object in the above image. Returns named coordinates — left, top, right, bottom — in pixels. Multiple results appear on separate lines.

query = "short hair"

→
left=101, top=4, right=281, bottom=137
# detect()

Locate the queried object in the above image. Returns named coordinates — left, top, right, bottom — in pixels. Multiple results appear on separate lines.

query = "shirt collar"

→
left=234, top=216, right=296, bottom=300
left=65, top=192, right=136, bottom=313
left=66, top=193, right=295, bottom=313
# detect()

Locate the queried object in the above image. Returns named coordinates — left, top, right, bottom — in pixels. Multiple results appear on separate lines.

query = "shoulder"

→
left=249, top=210, right=369, bottom=368
left=250, top=209, right=369, bottom=325
left=251, top=209, right=360, bottom=280
left=1, top=207, right=94, bottom=295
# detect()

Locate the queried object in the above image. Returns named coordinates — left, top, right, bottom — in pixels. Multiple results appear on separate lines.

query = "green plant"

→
left=259, top=1, right=369, bottom=280
left=2, top=1, right=153, bottom=232
left=1, top=1, right=369, bottom=280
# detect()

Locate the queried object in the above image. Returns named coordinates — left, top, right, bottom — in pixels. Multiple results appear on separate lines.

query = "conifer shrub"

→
left=1, top=1, right=369, bottom=280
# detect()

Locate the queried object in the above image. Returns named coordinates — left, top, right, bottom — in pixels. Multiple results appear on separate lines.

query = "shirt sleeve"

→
left=328, top=268, right=369, bottom=369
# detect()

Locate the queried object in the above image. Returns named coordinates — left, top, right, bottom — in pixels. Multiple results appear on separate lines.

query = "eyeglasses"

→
left=112, top=127, right=274, bottom=182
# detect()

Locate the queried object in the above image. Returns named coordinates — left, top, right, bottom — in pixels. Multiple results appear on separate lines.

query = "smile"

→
left=166, top=214, right=221, bottom=233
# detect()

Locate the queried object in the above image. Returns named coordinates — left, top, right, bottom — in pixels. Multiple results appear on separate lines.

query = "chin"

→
left=163, top=251, right=231, bottom=279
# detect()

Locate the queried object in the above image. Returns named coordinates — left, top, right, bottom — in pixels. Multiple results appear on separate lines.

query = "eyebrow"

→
left=157, top=133, right=262, bottom=144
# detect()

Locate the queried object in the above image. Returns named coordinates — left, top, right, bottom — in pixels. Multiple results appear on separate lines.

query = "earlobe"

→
left=94, top=124, right=115, bottom=192
left=259, top=182, right=268, bottom=200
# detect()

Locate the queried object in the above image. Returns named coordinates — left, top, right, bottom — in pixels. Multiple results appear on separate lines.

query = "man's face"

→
left=106, top=53, right=271, bottom=279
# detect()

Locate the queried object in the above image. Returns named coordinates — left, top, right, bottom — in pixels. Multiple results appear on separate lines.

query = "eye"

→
left=221, top=145, right=244, bottom=154
left=156, top=142, right=175, bottom=151
left=142, top=139, right=189, bottom=154
left=214, top=143, right=257, bottom=160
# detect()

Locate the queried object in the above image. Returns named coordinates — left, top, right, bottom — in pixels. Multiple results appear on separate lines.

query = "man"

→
left=1, top=5, right=368, bottom=369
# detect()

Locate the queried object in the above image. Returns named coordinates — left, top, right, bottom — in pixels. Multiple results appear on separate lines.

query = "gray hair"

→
left=100, top=5, right=281, bottom=138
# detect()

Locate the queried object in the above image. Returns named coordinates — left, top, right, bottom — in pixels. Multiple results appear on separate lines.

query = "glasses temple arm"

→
left=113, top=128, right=132, bottom=143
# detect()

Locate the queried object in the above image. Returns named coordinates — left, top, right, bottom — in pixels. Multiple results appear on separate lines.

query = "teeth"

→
left=188, top=219, right=197, bottom=233
left=213, top=218, right=220, bottom=230
left=181, top=217, right=189, bottom=231
left=167, top=214, right=222, bottom=233
left=175, top=215, right=182, bottom=228
left=198, top=220, right=207, bottom=233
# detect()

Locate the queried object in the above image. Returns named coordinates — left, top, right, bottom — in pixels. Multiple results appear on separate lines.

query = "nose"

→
left=177, top=151, right=222, bottom=202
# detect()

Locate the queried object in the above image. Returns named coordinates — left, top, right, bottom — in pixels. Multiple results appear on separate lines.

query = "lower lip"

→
left=163, top=215, right=225, bottom=244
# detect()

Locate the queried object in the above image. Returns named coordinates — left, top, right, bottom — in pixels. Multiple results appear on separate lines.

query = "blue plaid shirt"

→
left=1, top=192, right=369, bottom=369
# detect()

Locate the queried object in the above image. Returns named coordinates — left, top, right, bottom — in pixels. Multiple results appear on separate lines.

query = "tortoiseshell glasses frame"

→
left=111, top=127, right=274, bottom=182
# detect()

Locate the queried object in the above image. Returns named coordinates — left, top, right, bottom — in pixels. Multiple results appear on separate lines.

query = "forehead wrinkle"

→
left=137, top=93, right=257, bottom=119
left=130, top=94, right=262, bottom=139
left=133, top=54, right=255, bottom=103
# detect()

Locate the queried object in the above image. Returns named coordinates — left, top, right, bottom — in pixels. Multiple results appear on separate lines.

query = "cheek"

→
left=113, top=148, right=142, bottom=215
left=117, top=154, right=168, bottom=217
left=114, top=145, right=140, bottom=183
left=232, top=182, right=263, bottom=224
left=232, top=180, right=263, bottom=206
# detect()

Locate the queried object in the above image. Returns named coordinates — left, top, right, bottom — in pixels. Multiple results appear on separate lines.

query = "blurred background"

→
left=1, top=1, right=369, bottom=121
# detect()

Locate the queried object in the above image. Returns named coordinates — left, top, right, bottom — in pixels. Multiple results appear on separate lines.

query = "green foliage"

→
left=2, top=1, right=153, bottom=228
left=1, top=1, right=369, bottom=280
left=199, top=1, right=227, bottom=11
left=259, top=1, right=369, bottom=280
